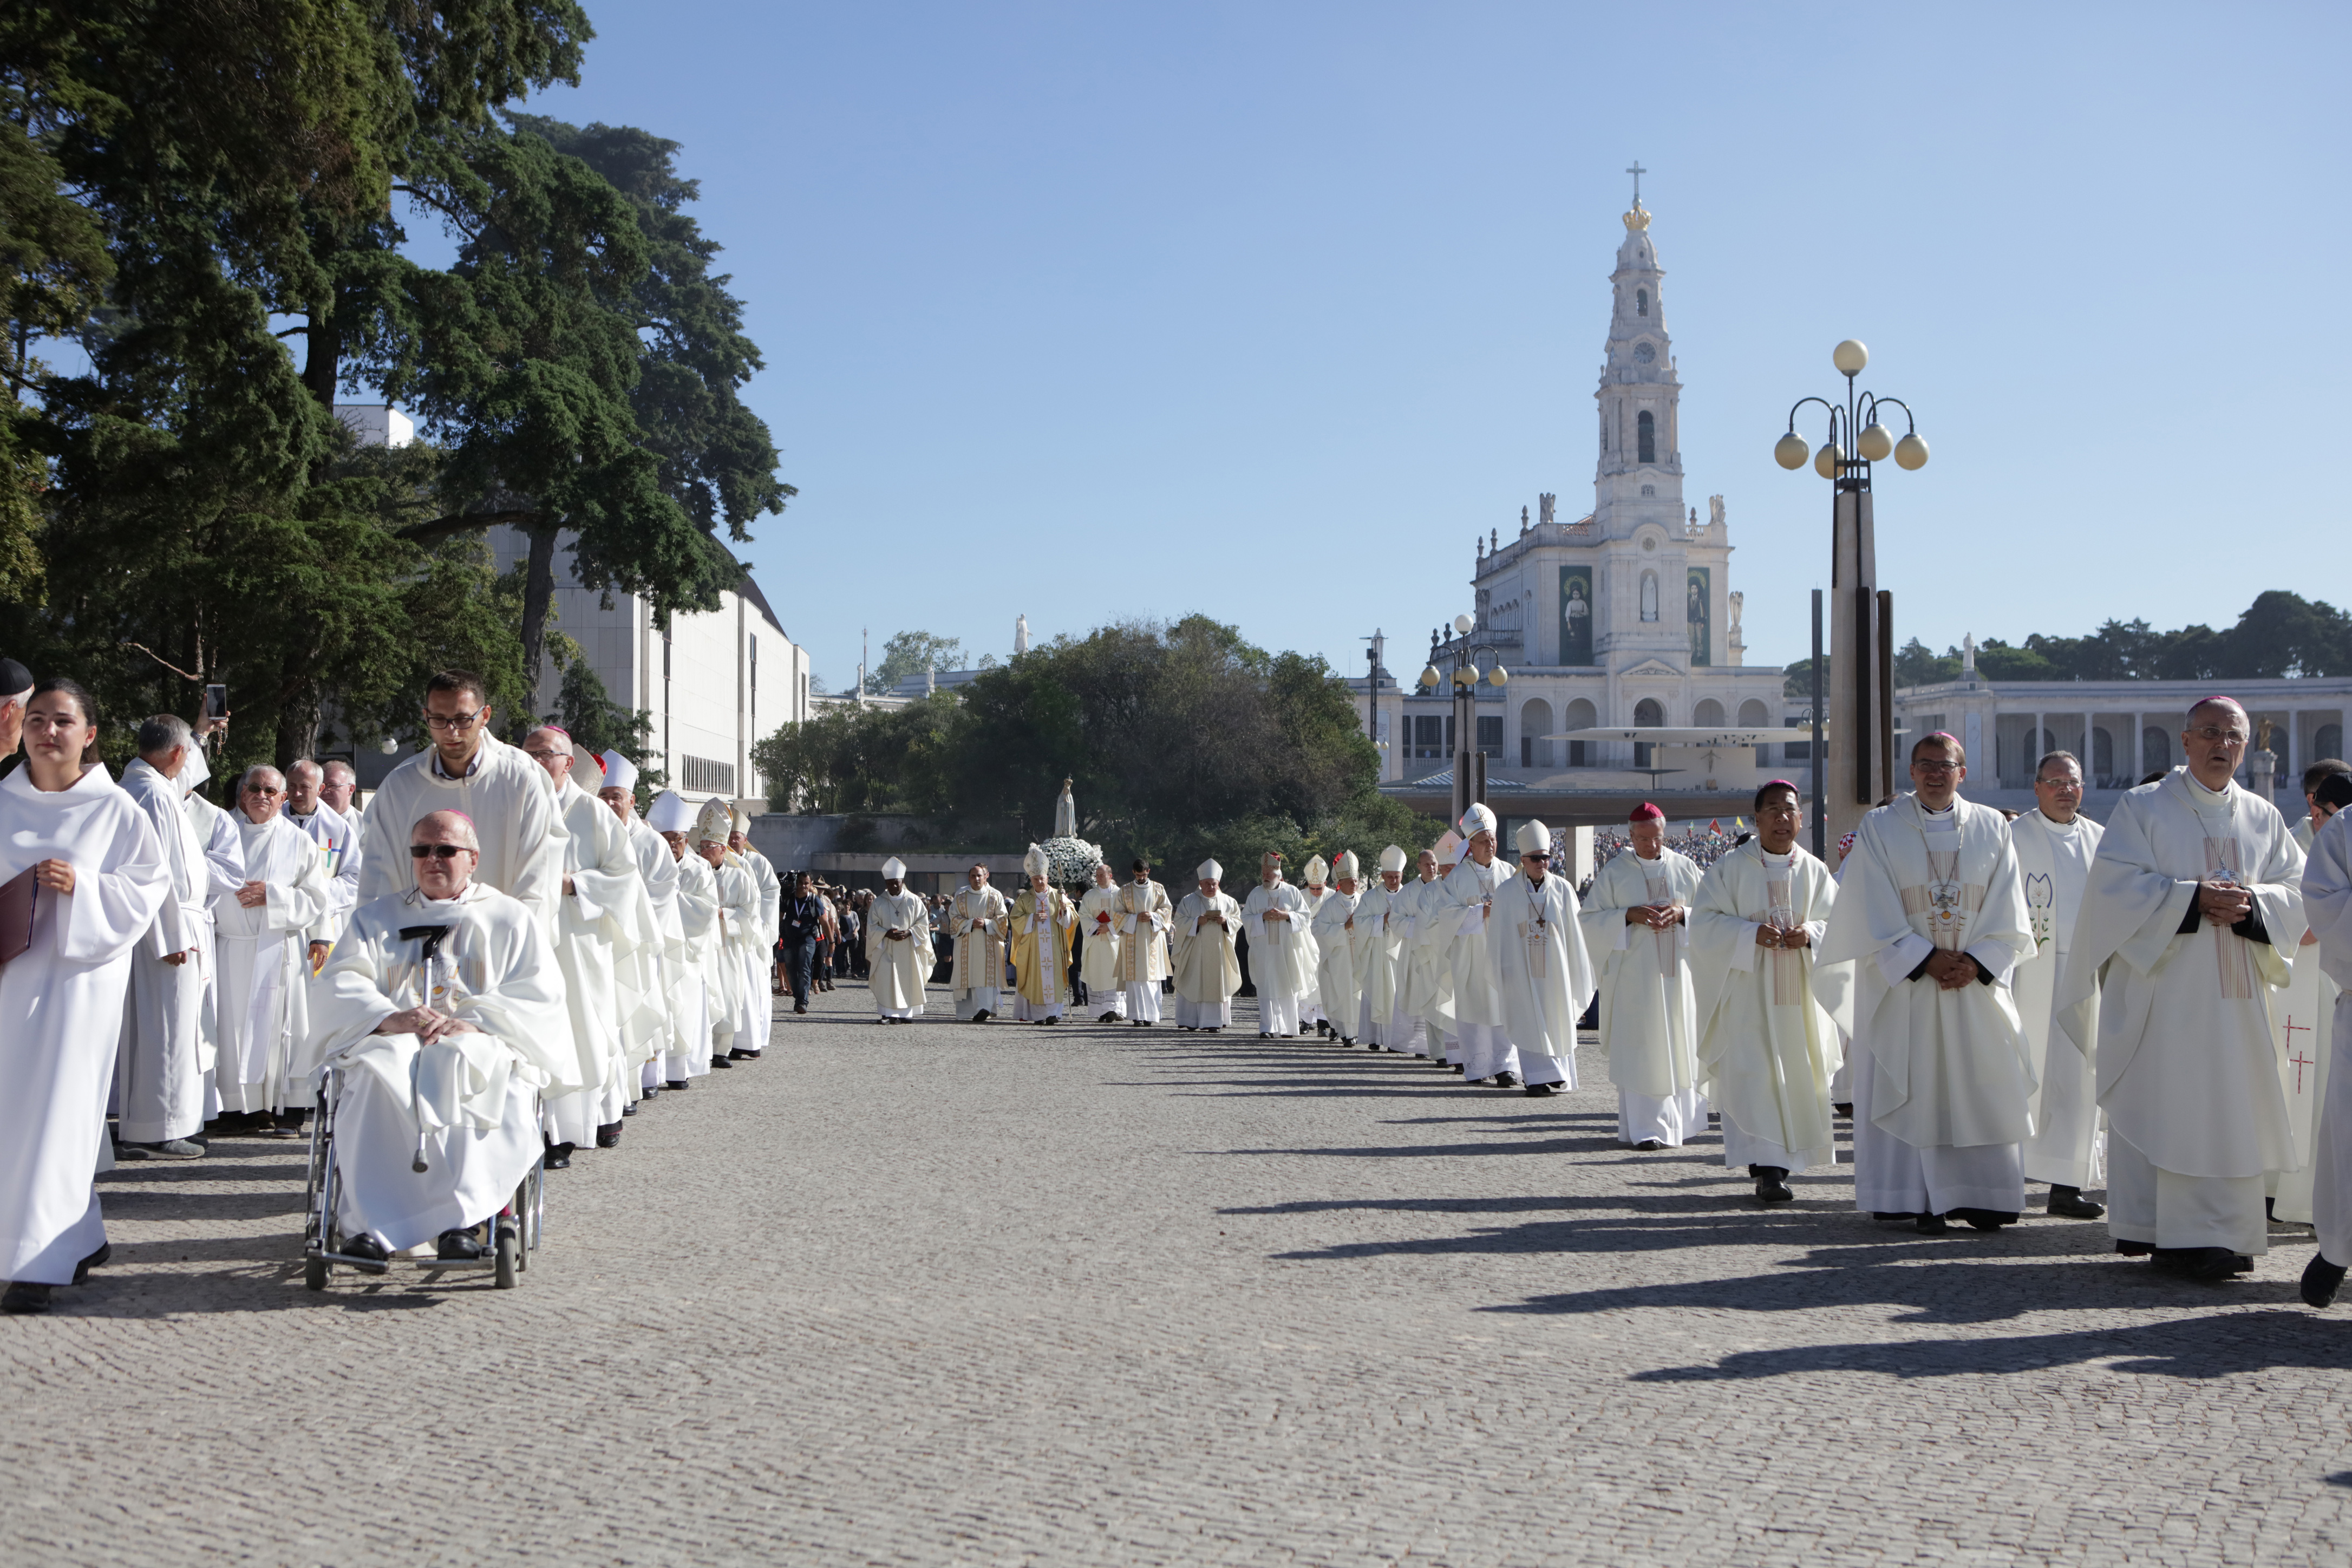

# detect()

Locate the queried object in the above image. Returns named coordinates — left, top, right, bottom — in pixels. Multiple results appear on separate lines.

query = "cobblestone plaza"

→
left=6, top=988, right=2349, bottom=1565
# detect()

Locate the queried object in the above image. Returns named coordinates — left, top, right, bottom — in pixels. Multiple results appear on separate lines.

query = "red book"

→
left=0, top=865, right=36, bottom=966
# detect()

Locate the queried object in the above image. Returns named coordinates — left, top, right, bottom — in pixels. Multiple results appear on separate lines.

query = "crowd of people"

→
left=5, top=663, right=2351, bottom=1315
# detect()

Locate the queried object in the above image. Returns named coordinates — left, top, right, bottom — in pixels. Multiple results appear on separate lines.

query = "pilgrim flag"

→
left=1708, top=819, right=1721, bottom=834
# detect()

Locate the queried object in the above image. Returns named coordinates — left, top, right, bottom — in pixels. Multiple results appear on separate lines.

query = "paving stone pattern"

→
left=6, top=985, right=2352, bottom=1565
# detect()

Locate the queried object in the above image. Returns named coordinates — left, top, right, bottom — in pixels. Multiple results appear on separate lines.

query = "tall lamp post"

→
left=1420, top=614, right=1508, bottom=827
left=1773, top=339, right=1928, bottom=851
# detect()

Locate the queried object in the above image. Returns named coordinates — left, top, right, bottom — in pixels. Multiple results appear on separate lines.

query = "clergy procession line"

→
left=6, top=661, right=2352, bottom=1317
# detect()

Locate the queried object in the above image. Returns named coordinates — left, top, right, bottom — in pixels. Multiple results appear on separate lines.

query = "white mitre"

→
left=645, top=790, right=695, bottom=833
left=599, top=749, right=639, bottom=793
left=1377, top=844, right=1408, bottom=874
left=1303, top=854, right=1328, bottom=885
left=692, top=798, right=733, bottom=846
left=1335, top=850, right=1360, bottom=880
left=1023, top=842, right=1048, bottom=879
left=1197, top=858, right=1223, bottom=883
left=880, top=856, right=908, bottom=881
left=1515, top=819, right=1551, bottom=855
left=1459, top=802, right=1497, bottom=838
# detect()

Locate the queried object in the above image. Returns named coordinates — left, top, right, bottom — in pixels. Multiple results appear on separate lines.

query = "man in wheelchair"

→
left=311, top=809, right=576, bottom=1270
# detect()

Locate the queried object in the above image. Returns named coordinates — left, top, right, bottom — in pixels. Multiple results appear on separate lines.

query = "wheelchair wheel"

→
left=304, top=1255, right=329, bottom=1292
left=494, top=1226, right=520, bottom=1289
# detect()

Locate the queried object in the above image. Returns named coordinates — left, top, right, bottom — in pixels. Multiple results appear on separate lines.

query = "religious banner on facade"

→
left=1559, top=566, right=1593, bottom=666
left=1686, top=567, right=1711, bottom=666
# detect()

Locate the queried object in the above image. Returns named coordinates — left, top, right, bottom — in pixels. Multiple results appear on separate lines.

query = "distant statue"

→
left=1539, top=492, right=1556, bottom=526
left=1961, top=632, right=1977, bottom=675
left=1709, top=494, right=1726, bottom=531
left=1490, top=527, right=1500, bottom=552
left=2256, top=717, right=2276, bottom=755
left=1520, top=505, right=1529, bottom=535
left=1015, top=613, right=1030, bottom=656
left=1054, top=777, right=1076, bottom=839
left=1689, top=506, right=1697, bottom=529
left=1728, top=591, right=1743, bottom=637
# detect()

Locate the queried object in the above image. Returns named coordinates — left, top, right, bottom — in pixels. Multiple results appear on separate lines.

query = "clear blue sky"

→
left=512, top=2, right=2349, bottom=692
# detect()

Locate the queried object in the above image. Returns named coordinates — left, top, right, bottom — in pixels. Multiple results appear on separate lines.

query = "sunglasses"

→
left=408, top=844, right=469, bottom=860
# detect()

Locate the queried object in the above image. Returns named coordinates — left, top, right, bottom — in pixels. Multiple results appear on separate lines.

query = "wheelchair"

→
left=301, top=1063, right=546, bottom=1290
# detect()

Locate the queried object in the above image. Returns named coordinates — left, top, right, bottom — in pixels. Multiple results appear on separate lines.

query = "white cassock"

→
left=114, top=757, right=213, bottom=1145
left=1172, top=891, right=1243, bottom=1029
left=1579, top=848, right=1708, bottom=1146
left=283, top=802, right=362, bottom=942
left=739, top=844, right=781, bottom=1051
left=2009, top=808, right=2106, bottom=1191
left=620, top=818, right=684, bottom=1092
left=1434, top=857, right=1517, bottom=1081
left=1489, top=870, right=1595, bottom=1090
left=1399, top=877, right=1458, bottom=1061
left=669, top=850, right=723, bottom=1079
left=542, top=778, right=642, bottom=1142
left=1309, top=889, right=1362, bottom=1042
left=2060, top=770, right=2307, bottom=1258
left=182, top=774, right=247, bottom=1118
left=1351, top=884, right=1414, bottom=1052
left=0, top=765, right=169, bottom=1285
left=866, top=890, right=932, bottom=1017
left=1115, top=879, right=1173, bottom=1023
left=213, top=812, right=331, bottom=1114
left=312, top=883, right=574, bottom=1251
left=1295, top=886, right=1330, bottom=1028
left=2301, top=812, right=2352, bottom=1267
left=713, top=852, right=763, bottom=1050
left=1820, top=796, right=2035, bottom=1218
left=1691, top=843, right=1849, bottom=1174
left=1242, top=879, right=1313, bottom=1036
left=1077, top=884, right=1126, bottom=1017
left=357, top=733, right=567, bottom=935
left=948, top=885, right=1010, bottom=1019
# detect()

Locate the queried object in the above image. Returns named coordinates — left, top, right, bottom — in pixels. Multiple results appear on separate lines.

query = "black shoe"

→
left=543, top=1142, right=574, bottom=1170
left=1634, top=1138, right=1664, bottom=1151
left=2114, top=1238, right=2154, bottom=1256
left=729, top=1048, right=760, bottom=1060
left=1949, top=1208, right=2019, bottom=1231
left=621, top=1102, right=638, bottom=1117
left=340, top=1233, right=391, bottom=1275
left=794, top=1002, right=808, bottom=1015
left=1042, top=1015, right=1060, bottom=1024
left=971, top=1009, right=992, bottom=1024
left=1833, top=1102, right=1853, bottom=1119
left=1916, top=1214, right=1950, bottom=1235
left=1099, top=1012, right=1120, bottom=1024
left=1493, top=1072, right=1522, bottom=1088
left=435, top=1226, right=485, bottom=1262
left=594, top=1122, right=623, bottom=1149
left=1450, top=1064, right=1465, bottom=1075
left=2303, top=1255, right=2348, bottom=1308
left=1203, top=1026, right=1221, bottom=1034
left=1524, top=1082, right=1563, bottom=1097
left=2046, top=1185, right=2105, bottom=1219
left=709, top=1054, right=734, bottom=1069
left=72, top=1242, right=112, bottom=1285
left=262, top=1109, right=310, bottom=1140
left=2153, top=1246, right=2242, bottom=1282
left=1754, top=1167, right=1794, bottom=1203
left=666, top=1080, right=689, bottom=1092
left=2, top=1282, right=53, bottom=1314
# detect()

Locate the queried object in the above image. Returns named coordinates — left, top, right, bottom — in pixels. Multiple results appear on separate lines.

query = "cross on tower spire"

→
left=1626, top=160, right=1647, bottom=204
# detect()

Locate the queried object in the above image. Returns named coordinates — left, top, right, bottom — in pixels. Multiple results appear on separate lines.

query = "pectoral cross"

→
left=2286, top=1016, right=2315, bottom=1092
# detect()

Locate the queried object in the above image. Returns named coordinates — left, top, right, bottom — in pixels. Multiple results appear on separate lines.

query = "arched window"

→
left=2318, top=723, right=2344, bottom=766
left=1636, top=287, right=1649, bottom=317
left=1740, top=698, right=1773, bottom=766
left=1692, top=698, right=1726, bottom=728
left=1633, top=698, right=1665, bottom=769
left=1639, top=571, right=1659, bottom=622
left=2093, top=726, right=2115, bottom=782
left=1565, top=698, right=1598, bottom=767
left=1637, top=409, right=1656, bottom=463
left=1519, top=698, right=1554, bottom=769
left=2142, top=726, right=2171, bottom=778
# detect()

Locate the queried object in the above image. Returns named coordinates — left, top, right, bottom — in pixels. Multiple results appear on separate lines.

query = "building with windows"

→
left=1362, top=189, right=1787, bottom=826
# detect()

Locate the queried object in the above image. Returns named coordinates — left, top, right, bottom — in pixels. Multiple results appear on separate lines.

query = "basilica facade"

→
left=1368, top=193, right=1788, bottom=801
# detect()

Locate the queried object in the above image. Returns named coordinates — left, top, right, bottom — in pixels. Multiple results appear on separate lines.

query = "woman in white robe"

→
left=213, top=768, right=331, bottom=1126
left=1, top=681, right=170, bottom=1311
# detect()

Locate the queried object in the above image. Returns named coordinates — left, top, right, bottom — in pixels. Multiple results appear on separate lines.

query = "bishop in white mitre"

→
left=312, top=809, right=574, bottom=1269
left=1172, top=860, right=1243, bottom=1031
left=1242, top=851, right=1313, bottom=1039
left=1114, top=860, right=1173, bottom=1025
left=695, top=798, right=759, bottom=1062
left=947, top=863, right=1010, bottom=1022
left=1690, top=781, right=1849, bottom=1204
left=1307, top=852, right=1363, bottom=1046
left=213, top=766, right=332, bottom=1129
left=2297, top=790, right=2352, bottom=1308
left=728, top=805, right=780, bottom=1053
left=1819, top=736, right=2035, bottom=1233
left=2060, top=699, right=2308, bottom=1280
left=1489, top=821, right=1594, bottom=1097
left=0, top=684, right=170, bottom=1314
left=2008, top=750, right=2108, bottom=1219
left=865, top=857, right=932, bottom=1022
left=1009, top=844, right=1077, bottom=1022
left=1296, top=857, right=1334, bottom=1037
left=2271, top=770, right=2350, bottom=1227
left=1578, top=802, right=1706, bottom=1149
left=648, top=790, right=717, bottom=1087
left=114, top=715, right=215, bottom=1158
left=1434, top=806, right=1533, bottom=1088
left=1353, top=846, right=1415, bottom=1053
left=1402, top=842, right=1459, bottom=1067
left=595, top=750, right=679, bottom=1102
left=1077, top=863, right=1126, bottom=1021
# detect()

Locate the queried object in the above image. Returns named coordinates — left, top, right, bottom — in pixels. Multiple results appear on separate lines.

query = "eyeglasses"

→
left=522, top=747, right=563, bottom=761
left=2035, top=776, right=2083, bottom=790
left=1912, top=760, right=1959, bottom=776
left=408, top=844, right=468, bottom=859
left=2186, top=726, right=2248, bottom=746
left=424, top=710, right=484, bottom=731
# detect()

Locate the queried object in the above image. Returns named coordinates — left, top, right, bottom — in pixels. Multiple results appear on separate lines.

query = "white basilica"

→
left=1368, top=190, right=1788, bottom=801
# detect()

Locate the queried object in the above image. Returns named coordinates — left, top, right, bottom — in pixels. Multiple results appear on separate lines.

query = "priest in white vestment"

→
left=1297, top=857, right=1334, bottom=1037
left=648, top=792, right=717, bottom=1086
left=1489, top=822, right=1595, bottom=1097
left=2298, top=794, right=2352, bottom=1307
left=282, top=759, right=361, bottom=946
left=356, top=671, right=565, bottom=936
left=521, top=729, right=642, bottom=1157
left=696, top=799, right=757, bottom=1065
left=311, top=809, right=573, bottom=1267
left=1402, top=843, right=1460, bottom=1067
left=1172, top=860, right=1243, bottom=1031
left=2272, top=770, right=2348, bottom=1226
left=948, top=863, right=1010, bottom=1021
left=176, top=744, right=246, bottom=1122
left=1114, top=861, right=1173, bottom=1024
left=2059, top=698, right=2308, bottom=1279
left=729, top=807, right=780, bottom=1051
left=1579, top=803, right=1706, bottom=1148
left=0, top=683, right=171, bottom=1313
left=1691, top=782, right=1850, bottom=1204
left=115, top=716, right=214, bottom=1157
left=1819, top=736, right=2035, bottom=1232
left=1353, top=847, right=1415, bottom=1053
left=866, top=858, right=931, bottom=1022
left=1309, top=853, right=1363, bottom=1046
left=2008, top=752, right=2108, bottom=1218
left=1009, top=845, right=1077, bottom=1022
left=213, top=767, right=332, bottom=1131
left=1078, top=864, right=1126, bottom=1021
left=597, top=752, right=678, bottom=1101
left=1434, top=807, right=1525, bottom=1087
left=1242, top=852, right=1313, bottom=1038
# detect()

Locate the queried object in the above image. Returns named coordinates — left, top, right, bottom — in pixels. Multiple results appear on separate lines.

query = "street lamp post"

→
left=1420, top=613, right=1509, bottom=827
left=1773, top=339, right=1928, bottom=851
